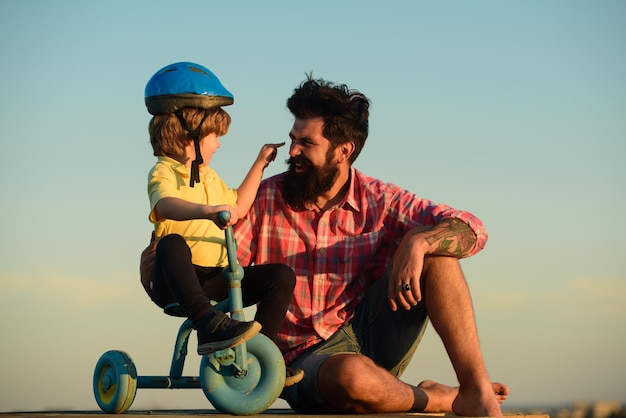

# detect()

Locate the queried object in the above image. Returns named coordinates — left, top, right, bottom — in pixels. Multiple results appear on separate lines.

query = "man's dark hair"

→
left=286, top=74, right=370, bottom=163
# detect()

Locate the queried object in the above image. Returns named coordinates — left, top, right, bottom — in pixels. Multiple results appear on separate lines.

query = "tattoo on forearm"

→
left=424, top=218, right=477, bottom=256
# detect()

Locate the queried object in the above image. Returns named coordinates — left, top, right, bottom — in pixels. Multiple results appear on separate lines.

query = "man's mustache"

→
left=286, top=156, right=310, bottom=167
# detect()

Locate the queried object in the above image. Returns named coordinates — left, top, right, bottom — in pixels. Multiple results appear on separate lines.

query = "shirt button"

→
left=319, top=248, right=325, bottom=254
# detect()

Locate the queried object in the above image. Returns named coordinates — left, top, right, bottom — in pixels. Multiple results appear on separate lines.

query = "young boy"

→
left=142, top=62, right=302, bottom=386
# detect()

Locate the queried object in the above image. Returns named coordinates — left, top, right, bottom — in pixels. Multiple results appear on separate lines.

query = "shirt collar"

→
left=343, top=166, right=360, bottom=212
left=158, top=155, right=210, bottom=179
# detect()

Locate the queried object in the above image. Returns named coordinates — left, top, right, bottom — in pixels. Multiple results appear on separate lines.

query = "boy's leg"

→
left=153, top=234, right=260, bottom=354
left=152, top=234, right=213, bottom=321
left=241, top=264, right=296, bottom=341
left=242, top=264, right=302, bottom=386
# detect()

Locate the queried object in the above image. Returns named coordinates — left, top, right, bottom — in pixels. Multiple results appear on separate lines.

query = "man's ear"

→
left=337, top=141, right=355, bottom=163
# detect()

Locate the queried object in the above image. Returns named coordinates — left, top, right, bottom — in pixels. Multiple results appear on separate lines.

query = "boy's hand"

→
left=209, top=205, right=238, bottom=229
left=258, top=142, right=285, bottom=167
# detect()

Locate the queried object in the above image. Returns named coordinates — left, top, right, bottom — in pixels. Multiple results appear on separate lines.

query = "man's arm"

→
left=388, top=218, right=477, bottom=311
left=421, top=218, right=478, bottom=257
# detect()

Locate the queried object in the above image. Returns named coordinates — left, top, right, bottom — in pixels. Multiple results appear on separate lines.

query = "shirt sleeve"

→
left=147, top=162, right=179, bottom=223
left=384, top=181, right=488, bottom=256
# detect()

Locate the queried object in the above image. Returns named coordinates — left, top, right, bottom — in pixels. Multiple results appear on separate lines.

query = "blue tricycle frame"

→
left=93, top=213, right=286, bottom=415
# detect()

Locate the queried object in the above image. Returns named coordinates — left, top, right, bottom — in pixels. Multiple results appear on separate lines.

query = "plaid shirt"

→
left=234, top=167, right=487, bottom=364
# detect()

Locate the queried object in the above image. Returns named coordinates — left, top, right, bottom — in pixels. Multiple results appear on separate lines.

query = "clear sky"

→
left=0, top=0, right=624, bottom=413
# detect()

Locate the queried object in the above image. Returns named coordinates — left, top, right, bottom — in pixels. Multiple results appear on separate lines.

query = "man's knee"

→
left=319, top=354, right=376, bottom=396
left=318, top=354, right=395, bottom=413
left=422, top=256, right=462, bottom=277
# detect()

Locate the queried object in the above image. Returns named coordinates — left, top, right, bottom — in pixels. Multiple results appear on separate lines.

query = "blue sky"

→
left=0, top=0, right=624, bottom=412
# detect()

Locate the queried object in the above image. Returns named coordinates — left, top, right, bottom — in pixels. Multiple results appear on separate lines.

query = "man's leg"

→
left=316, top=257, right=508, bottom=415
left=283, top=265, right=428, bottom=413
left=420, top=257, right=507, bottom=417
left=317, top=353, right=426, bottom=413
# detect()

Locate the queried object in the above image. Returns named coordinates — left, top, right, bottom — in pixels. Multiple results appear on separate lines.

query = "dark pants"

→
left=151, top=233, right=295, bottom=341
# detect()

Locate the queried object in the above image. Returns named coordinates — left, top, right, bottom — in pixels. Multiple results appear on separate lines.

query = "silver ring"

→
left=403, top=283, right=411, bottom=291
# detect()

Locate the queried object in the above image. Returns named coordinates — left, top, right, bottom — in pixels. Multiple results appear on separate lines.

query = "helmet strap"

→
left=174, top=109, right=210, bottom=187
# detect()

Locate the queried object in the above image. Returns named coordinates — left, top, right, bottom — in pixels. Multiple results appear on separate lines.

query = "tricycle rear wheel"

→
left=93, top=350, right=138, bottom=413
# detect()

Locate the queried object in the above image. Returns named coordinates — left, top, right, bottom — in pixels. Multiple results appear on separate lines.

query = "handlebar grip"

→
left=220, top=210, right=240, bottom=275
left=219, top=210, right=231, bottom=224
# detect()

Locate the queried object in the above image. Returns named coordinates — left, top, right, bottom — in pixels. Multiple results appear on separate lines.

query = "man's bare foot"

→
left=417, top=380, right=509, bottom=417
left=453, top=381, right=509, bottom=418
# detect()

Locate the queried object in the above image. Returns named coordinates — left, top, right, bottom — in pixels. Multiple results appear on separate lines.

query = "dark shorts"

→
left=283, top=269, right=429, bottom=412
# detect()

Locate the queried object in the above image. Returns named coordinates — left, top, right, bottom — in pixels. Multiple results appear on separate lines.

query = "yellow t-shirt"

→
left=148, top=156, right=238, bottom=267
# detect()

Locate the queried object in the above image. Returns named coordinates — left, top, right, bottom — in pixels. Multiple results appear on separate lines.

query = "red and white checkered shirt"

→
left=234, top=167, right=487, bottom=364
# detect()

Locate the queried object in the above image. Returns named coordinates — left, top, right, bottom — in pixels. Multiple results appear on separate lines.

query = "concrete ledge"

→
left=1, top=409, right=550, bottom=418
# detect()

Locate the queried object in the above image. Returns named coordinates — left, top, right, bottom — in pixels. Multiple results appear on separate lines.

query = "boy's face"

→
left=198, top=133, right=220, bottom=166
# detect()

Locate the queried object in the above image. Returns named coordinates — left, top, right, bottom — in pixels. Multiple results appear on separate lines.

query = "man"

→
left=141, top=75, right=509, bottom=416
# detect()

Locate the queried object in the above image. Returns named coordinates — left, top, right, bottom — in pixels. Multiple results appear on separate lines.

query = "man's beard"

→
left=282, top=155, right=339, bottom=210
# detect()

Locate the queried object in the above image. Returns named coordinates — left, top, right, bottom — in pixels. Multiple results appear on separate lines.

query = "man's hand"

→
left=140, top=231, right=157, bottom=297
left=388, top=230, right=427, bottom=311
left=388, top=219, right=478, bottom=311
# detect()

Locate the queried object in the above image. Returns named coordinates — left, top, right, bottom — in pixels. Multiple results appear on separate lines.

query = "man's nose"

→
left=289, top=142, right=300, bottom=157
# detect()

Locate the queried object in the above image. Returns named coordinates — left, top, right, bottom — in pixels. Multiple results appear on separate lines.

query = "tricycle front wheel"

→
left=200, top=333, right=285, bottom=415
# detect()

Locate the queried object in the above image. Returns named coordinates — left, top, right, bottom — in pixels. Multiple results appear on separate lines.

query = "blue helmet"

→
left=144, top=62, right=234, bottom=115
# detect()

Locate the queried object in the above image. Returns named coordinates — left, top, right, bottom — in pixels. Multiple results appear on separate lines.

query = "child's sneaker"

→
left=284, top=367, right=304, bottom=387
left=196, top=311, right=261, bottom=355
